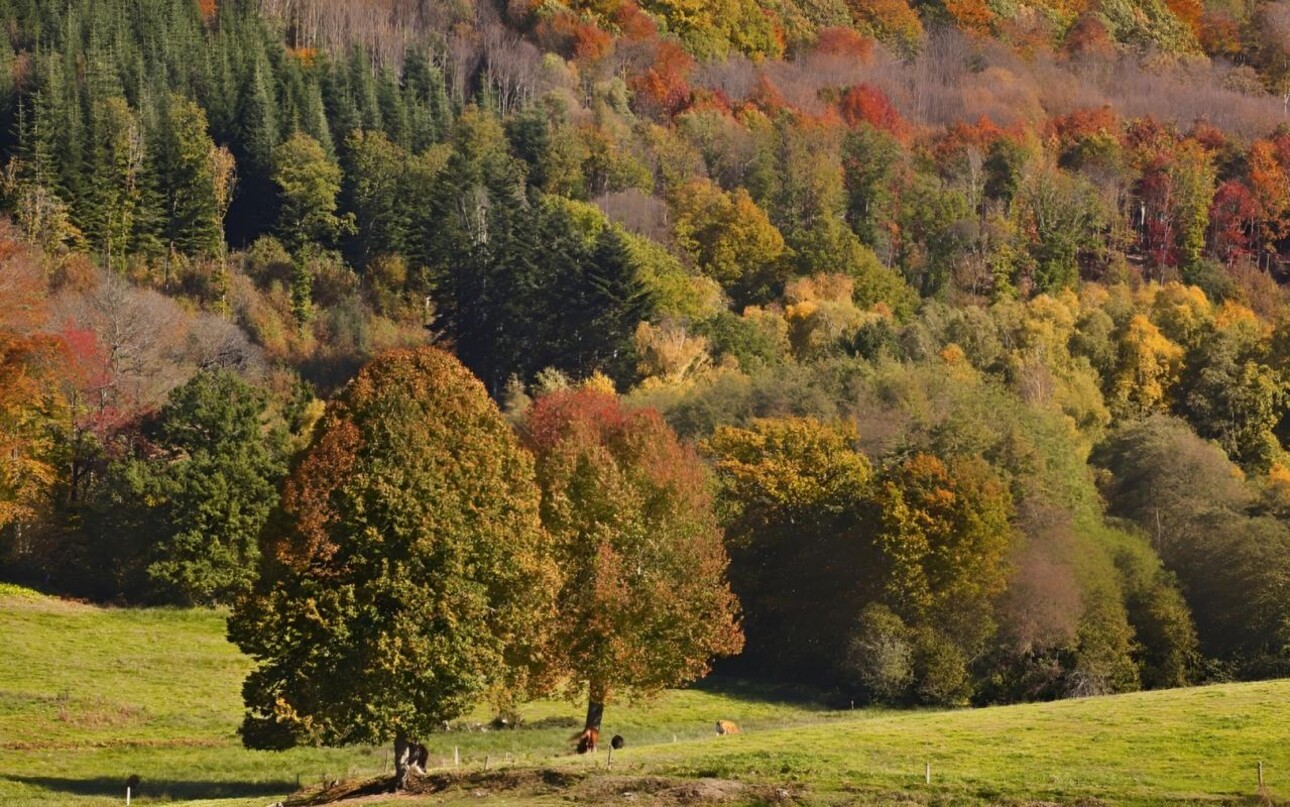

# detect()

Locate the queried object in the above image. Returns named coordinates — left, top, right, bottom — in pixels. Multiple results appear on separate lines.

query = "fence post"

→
left=925, top=762, right=931, bottom=785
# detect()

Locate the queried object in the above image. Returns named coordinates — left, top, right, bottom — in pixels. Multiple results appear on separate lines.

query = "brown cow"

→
left=715, top=719, right=740, bottom=735
left=572, top=727, right=600, bottom=754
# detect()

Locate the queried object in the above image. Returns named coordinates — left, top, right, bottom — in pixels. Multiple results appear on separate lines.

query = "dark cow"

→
left=408, top=742, right=429, bottom=772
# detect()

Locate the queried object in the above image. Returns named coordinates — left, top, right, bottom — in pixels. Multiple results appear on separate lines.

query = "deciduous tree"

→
left=705, top=417, right=875, bottom=681
left=522, top=387, right=742, bottom=746
left=671, top=178, right=789, bottom=306
left=273, top=131, right=350, bottom=253
left=229, top=348, right=557, bottom=789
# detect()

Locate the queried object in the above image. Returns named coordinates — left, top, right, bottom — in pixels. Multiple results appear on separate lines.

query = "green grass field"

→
left=2, top=585, right=1287, bottom=806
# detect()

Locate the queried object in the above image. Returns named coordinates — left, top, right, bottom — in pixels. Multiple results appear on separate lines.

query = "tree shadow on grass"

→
left=2, top=774, right=296, bottom=801
left=691, top=675, right=834, bottom=708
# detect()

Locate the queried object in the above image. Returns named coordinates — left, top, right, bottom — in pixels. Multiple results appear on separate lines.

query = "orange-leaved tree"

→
left=0, top=235, right=61, bottom=533
left=521, top=387, right=743, bottom=749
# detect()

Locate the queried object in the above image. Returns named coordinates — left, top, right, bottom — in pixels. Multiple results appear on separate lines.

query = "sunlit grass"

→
left=3, top=589, right=1287, bottom=806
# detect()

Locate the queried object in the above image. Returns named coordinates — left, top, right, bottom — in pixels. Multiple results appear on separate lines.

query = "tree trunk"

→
left=584, top=698, right=604, bottom=734
left=575, top=680, right=607, bottom=753
left=393, top=730, right=412, bottom=791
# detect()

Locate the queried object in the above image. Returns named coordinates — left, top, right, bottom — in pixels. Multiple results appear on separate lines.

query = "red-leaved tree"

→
left=521, top=388, right=743, bottom=750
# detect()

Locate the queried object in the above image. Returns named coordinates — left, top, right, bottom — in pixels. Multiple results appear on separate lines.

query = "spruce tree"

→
left=377, top=68, right=409, bottom=150
left=84, top=96, right=147, bottom=270
left=92, top=369, right=287, bottom=605
left=346, top=46, right=382, bottom=132
left=236, top=56, right=279, bottom=179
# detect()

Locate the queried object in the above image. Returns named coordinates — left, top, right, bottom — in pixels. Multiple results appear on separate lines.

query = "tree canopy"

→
left=522, top=387, right=743, bottom=741
left=228, top=347, right=557, bottom=783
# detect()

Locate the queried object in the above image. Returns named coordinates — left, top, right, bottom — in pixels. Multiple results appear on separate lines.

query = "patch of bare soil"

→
left=281, top=768, right=802, bottom=806
left=406, top=767, right=587, bottom=797
left=280, top=776, right=389, bottom=806
left=590, top=775, right=800, bottom=804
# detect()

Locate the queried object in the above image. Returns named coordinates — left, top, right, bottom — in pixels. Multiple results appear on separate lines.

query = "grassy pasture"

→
left=1, top=586, right=1287, bottom=806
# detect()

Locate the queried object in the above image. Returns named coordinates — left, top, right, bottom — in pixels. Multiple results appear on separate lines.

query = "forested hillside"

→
left=5, top=0, right=1290, bottom=709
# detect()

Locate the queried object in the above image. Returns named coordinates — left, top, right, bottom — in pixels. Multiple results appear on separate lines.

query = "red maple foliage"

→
left=1210, top=180, right=1258, bottom=265
left=1044, top=105, right=1118, bottom=148
left=614, top=1, right=658, bottom=41
left=839, top=83, right=909, bottom=140
left=814, top=27, right=874, bottom=62
left=630, top=40, right=694, bottom=118
left=932, top=117, right=1010, bottom=163
left=573, top=20, right=614, bottom=63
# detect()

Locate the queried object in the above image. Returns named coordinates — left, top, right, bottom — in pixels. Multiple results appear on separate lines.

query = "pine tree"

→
left=236, top=55, right=279, bottom=179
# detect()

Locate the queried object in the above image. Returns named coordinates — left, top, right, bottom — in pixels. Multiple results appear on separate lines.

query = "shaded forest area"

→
left=5, top=0, right=1290, bottom=708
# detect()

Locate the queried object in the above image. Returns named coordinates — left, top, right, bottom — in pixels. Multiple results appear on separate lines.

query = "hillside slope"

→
left=1, top=587, right=1287, bottom=806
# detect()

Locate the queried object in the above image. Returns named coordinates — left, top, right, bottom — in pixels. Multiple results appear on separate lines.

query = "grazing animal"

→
left=572, top=727, right=599, bottom=754
left=715, top=719, right=740, bottom=735
left=408, top=742, right=429, bottom=773
left=611, top=734, right=625, bottom=750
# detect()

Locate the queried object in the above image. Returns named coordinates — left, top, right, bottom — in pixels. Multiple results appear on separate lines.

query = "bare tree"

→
left=482, top=23, right=544, bottom=116
left=593, top=189, right=671, bottom=241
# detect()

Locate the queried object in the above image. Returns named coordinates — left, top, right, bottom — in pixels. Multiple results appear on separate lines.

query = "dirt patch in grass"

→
left=282, top=768, right=802, bottom=806
left=283, top=769, right=589, bottom=806
left=410, top=768, right=587, bottom=796
left=575, top=774, right=748, bottom=804
left=578, top=775, right=805, bottom=804
left=54, top=697, right=147, bottom=729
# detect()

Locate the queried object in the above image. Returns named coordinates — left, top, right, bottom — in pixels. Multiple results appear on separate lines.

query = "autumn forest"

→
left=4, top=0, right=1290, bottom=730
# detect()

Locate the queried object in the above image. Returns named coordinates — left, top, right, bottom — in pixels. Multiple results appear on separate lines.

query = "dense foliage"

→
left=227, top=347, right=557, bottom=777
left=5, top=0, right=1290, bottom=713
left=82, top=368, right=288, bottom=604
left=522, top=387, right=743, bottom=731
